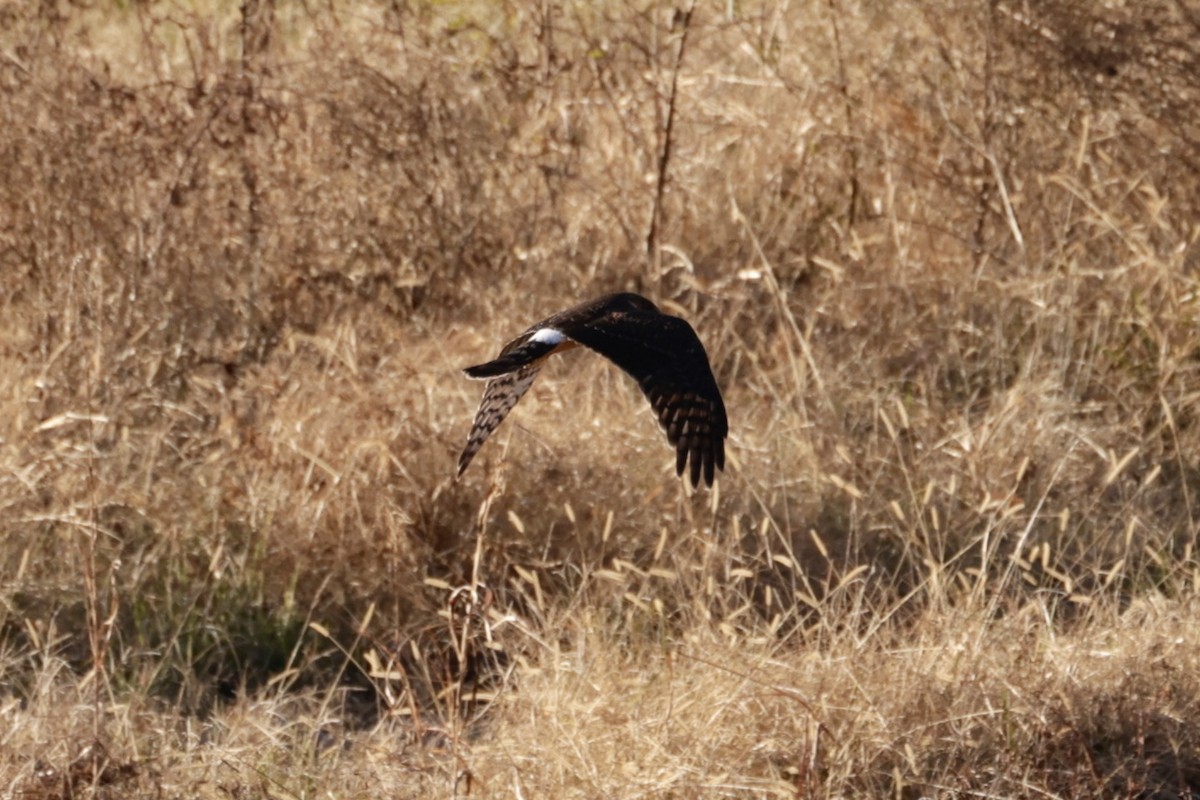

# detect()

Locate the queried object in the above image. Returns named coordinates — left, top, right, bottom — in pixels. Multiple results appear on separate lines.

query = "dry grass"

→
left=3, top=0, right=1200, bottom=797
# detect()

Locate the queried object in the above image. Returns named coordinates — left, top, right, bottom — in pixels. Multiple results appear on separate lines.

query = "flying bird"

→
left=457, top=292, right=728, bottom=487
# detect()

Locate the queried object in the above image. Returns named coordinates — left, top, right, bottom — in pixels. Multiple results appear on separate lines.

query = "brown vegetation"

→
left=3, top=1, right=1200, bottom=797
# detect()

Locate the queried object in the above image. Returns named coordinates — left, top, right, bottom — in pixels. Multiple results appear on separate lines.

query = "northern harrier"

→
left=457, top=292, right=728, bottom=487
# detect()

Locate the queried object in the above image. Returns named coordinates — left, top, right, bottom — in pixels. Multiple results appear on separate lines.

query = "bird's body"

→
left=457, top=292, right=728, bottom=487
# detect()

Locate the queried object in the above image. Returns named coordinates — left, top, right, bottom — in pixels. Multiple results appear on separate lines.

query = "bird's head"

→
left=602, top=292, right=659, bottom=314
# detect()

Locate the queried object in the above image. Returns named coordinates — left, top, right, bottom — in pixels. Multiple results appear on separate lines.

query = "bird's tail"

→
left=463, top=337, right=566, bottom=380
left=463, top=355, right=527, bottom=379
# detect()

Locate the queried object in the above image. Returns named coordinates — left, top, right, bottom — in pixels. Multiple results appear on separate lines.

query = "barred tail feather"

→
left=463, top=338, right=559, bottom=380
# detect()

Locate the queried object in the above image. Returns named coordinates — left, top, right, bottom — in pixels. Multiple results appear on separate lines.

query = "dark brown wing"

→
left=558, top=310, right=728, bottom=487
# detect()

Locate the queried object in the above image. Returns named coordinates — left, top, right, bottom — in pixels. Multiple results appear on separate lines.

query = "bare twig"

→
left=825, top=0, right=860, bottom=227
left=240, top=0, right=272, bottom=360
left=647, top=3, right=696, bottom=267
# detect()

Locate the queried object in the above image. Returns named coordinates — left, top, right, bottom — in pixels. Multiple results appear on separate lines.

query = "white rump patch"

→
left=530, top=327, right=568, bottom=346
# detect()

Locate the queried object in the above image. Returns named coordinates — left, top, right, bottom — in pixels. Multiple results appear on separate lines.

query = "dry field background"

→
left=3, top=0, right=1200, bottom=797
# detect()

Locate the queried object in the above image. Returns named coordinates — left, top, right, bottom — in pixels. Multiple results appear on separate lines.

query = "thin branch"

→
left=826, top=0, right=860, bottom=227
left=646, top=3, right=696, bottom=264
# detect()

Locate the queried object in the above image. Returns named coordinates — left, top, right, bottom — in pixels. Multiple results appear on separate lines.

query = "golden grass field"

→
left=3, top=1, right=1200, bottom=797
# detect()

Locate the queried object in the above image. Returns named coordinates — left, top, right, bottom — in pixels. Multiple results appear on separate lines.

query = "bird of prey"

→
left=457, top=292, right=728, bottom=487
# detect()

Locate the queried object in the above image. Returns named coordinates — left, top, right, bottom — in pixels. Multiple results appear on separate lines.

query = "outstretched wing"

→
left=458, top=324, right=578, bottom=476
left=457, top=363, right=542, bottom=477
left=558, top=311, right=727, bottom=487
left=457, top=293, right=728, bottom=487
